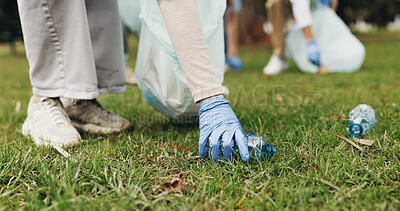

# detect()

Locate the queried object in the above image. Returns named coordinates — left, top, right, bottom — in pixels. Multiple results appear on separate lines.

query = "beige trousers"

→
left=266, top=0, right=338, bottom=57
left=17, top=0, right=125, bottom=99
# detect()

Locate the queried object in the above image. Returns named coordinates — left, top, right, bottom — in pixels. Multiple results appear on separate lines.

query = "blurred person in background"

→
left=225, top=0, right=243, bottom=71
left=263, top=0, right=337, bottom=76
left=122, top=25, right=137, bottom=85
left=118, top=0, right=141, bottom=85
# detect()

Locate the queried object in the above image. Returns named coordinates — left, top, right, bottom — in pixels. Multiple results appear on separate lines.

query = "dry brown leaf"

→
left=162, top=173, right=185, bottom=193
left=330, top=113, right=347, bottom=121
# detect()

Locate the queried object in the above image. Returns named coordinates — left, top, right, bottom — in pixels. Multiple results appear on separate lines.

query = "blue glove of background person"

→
left=198, top=97, right=250, bottom=162
left=306, top=40, right=321, bottom=67
left=320, top=0, right=331, bottom=7
left=232, top=0, right=242, bottom=13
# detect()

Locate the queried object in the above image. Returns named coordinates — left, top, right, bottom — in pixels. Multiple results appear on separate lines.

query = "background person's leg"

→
left=266, top=0, right=291, bottom=58
left=263, top=0, right=291, bottom=75
left=331, top=0, right=338, bottom=11
left=225, top=0, right=243, bottom=70
left=17, top=0, right=99, bottom=99
left=226, top=12, right=239, bottom=58
left=122, top=24, right=137, bottom=85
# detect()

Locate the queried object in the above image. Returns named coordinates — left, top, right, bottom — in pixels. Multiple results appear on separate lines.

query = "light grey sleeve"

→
left=156, top=0, right=225, bottom=103
left=290, top=0, right=313, bottom=28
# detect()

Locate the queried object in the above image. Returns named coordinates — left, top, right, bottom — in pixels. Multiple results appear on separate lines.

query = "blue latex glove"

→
left=320, top=0, right=331, bottom=7
left=232, top=0, right=242, bottom=13
left=198, top=97, right=250, bottom=162
left=306, top=40, right=321, bottom=67
left=226, top=56, right=243, bottom=71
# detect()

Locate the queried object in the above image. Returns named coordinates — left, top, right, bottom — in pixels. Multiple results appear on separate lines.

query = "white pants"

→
left=17, top=0, right=125, bottom=99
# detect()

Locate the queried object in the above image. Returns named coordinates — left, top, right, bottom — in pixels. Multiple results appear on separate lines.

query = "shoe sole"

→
left=22, top=118, right=80, bottom=147
left=71, top=121, right=132, bottom=134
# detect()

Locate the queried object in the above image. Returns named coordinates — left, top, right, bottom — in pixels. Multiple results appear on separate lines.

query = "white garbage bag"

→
left=118, top=0, right=141, bottom=34
left=285, top=5, right=365, bottom=73
left=134, top=0, right=226, bottom=120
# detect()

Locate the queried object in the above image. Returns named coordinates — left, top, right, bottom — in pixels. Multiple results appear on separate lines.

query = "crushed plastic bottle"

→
left=346, top=104, right=377, bottom=137
left=245, top=131, right=276, bottom=160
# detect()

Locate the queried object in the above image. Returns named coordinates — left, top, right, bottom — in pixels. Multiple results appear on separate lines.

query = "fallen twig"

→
left=336, top=132, right=363, bottom=151
left=52, top=145, right=77, bottom=162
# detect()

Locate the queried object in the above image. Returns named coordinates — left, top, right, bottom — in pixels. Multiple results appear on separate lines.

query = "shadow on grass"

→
left=78, top=117, right=198, bottom=145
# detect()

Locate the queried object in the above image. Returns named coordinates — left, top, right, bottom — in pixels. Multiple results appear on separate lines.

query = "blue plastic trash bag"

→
left=134, top=0, right=226, bottom=120
left=285, top=3, right=365, bottom=73
left=118, top=0, right=141, bottom=34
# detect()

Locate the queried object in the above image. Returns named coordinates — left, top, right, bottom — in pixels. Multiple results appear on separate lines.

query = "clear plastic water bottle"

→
left=346, top=104, right=377, bottom=137
left=246, top=131, right=276, bottom=160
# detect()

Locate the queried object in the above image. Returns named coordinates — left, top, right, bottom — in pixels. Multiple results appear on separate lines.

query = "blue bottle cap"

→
left=349, top=124, right=363, bottom=137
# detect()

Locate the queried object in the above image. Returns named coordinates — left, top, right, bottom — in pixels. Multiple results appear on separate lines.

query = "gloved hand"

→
left=320, top=0, right=331, bottom=7
left=232, top=0, right=242, bottom=13
left=198, top=97, right=250, bottom=162
left=306, top=40, right=321, bottom=67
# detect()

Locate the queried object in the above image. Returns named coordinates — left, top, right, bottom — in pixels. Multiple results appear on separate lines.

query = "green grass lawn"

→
left=0, top=33, right=399, bottom=210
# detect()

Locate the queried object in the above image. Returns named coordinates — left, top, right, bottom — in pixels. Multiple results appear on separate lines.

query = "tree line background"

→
left=1, top=0, right=400, bottom=44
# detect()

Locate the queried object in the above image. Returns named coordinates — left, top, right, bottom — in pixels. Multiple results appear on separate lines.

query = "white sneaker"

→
left=22, top=96, right=81, bottom=147
left=263, top=55, right=288, bottom=75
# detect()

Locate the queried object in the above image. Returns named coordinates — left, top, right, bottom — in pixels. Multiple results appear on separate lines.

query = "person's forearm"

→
left=301, top=25, right=314, bottom=41
left=156, top=0, right=224, bottom=103
left=290, top=0, right=314, bottom=41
